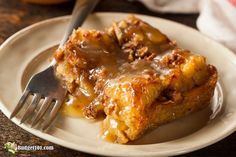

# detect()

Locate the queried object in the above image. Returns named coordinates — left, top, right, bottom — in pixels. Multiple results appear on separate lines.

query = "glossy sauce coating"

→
left=56, top=23, right=173, bottom=118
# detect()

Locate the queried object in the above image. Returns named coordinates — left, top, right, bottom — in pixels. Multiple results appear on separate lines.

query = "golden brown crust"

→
left=101, top=65, right=217, bottom=143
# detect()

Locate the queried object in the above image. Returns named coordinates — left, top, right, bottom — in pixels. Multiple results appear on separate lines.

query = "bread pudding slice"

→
left=54, top=16, right=217, bottom=144
left=100, top=49, right=217, bottom=143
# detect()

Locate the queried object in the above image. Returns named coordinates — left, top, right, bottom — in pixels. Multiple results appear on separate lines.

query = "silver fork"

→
left=10, top=0, right=99, bottom=131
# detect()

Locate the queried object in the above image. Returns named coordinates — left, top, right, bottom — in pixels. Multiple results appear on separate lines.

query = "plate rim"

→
left=1, top=12, right=236, bottom=157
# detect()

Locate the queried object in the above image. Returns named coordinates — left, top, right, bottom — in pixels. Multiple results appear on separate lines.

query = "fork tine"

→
left=31, top=97, right=53, bottom=127
left=20, top=93, right=41, bottom=124
left=10, top=90, right=30, bottom=119
left=41, top=100, right=63, bottom=131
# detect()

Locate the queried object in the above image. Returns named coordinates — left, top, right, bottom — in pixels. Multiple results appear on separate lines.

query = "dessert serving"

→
left=54, top=16, right=217, bottom=144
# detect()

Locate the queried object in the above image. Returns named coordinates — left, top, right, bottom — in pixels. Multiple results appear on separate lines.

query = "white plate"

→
left=0, top=13, right=236, bottom=157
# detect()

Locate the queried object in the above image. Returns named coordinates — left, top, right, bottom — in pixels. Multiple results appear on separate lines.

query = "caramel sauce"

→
left=61, top=94, right=92, bottom=117
left=101, top=118, right=119, bottom=143
left=60, top=46, right=171, bottom=119
left=101, top=117, right=129, bottom=143
left=60, top=31, right=124, bottom=117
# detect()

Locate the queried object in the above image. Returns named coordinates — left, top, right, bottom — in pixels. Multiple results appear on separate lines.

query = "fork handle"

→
left=59, top=0, right=99, bottom=48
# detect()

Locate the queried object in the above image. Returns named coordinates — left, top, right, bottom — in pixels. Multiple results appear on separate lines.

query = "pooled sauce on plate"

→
left=61, top=95, right=90, bottom=117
